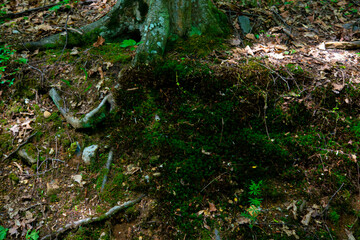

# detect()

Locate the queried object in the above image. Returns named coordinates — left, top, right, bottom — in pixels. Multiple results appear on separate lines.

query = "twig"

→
left=321, top=183, right=344, bottom=215
left=101, top=149, right=114, bottom=192
left=219, top=118, right=224, bottom=144
left=55, top=12, right=70, bottom=64
left=28, top=65, right=45, bottom=87
left=2, top=131, right=38, bottom=161
left=40, top=194, right=145, bottom=240
left=200, top=172, right=228, bottom=193
left=38, top=158, right=65, bottom=171
left=0, top=3, right=59, bottom=20
left=324, top=223, right=334, bottom=240
left=263, top=92, right=270, bottom=140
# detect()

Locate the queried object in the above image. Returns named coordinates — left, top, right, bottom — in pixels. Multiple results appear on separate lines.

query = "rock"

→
left=17, top=144, right=37, bottom=164
left=82, top=145, right=98, bottom=165
left=44, top=111, right=51, bottom=118
left=46, top=179, right=60, bottom=195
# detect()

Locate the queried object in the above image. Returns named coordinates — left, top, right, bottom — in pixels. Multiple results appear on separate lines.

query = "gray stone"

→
left=17, top=144, right=37, bottom=165
left=82, top=145, right=99, bottom=165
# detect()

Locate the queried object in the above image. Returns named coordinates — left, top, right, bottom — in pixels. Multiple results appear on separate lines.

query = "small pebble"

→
left=44, top=111, right=51, bottom=118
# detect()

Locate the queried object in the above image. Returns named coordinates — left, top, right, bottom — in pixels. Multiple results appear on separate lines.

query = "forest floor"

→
left=1, top=0, right=360, bottom=239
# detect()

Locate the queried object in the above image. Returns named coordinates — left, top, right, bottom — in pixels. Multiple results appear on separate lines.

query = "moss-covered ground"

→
left=1, top=0, right=360, bottom=239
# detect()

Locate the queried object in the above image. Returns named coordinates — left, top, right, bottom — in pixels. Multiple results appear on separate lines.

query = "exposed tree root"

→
left=101, top=148, right=114, bottom=192
left=22, top=0, right=228, bottom=64
left=40, top=194, right=145, bottom=240
left=49, top=88, right=116, bottom=129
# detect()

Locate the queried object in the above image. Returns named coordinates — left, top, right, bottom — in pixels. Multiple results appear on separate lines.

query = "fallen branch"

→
left=49, top=88, right=116, bottom=129
left=2, top=131, right=38, bottom=162
left=0, top=3, right=59, bottom=20
left=101, top=148, right=114, bottom=192
left=40, top=194, right=145, bottom=240
left=325, top=40, right=360, bottom=50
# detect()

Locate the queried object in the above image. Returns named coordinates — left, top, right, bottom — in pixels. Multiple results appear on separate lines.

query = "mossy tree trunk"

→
left=24, top=0, right=228, bottom=64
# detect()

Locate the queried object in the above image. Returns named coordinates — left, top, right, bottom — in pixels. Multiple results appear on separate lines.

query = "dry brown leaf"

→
left=98, top=66, right=104, bottom=79
left=209, top=202, right=217, bottom=212
left=93, top=36, right=105, bottom=47
left=245, top=33, right=256, bottom=40
left=350, top=154, right=357, bottom=163
left=35, top=24, right=54, bottom=31
left=245, top=45, right=254, bottom=56
left=332, top=83, right=344, bottom=91
left=21, top=119, right=33, bottom=130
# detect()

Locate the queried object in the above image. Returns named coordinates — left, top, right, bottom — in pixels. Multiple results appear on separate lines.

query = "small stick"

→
left=200, top=172, right=228, bottom=193
left=321, top=183, right=344, bottom=215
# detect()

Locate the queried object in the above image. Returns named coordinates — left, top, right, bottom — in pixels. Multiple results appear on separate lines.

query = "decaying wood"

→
left=40, top=194, right=145, bottom=240
left=49, top=88, right=116, bottom=129
left=325, top=40, right=360, bottom=50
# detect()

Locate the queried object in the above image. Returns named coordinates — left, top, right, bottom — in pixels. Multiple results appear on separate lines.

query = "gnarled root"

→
left=40, top=194, right=145, bottom=240
left=49, top=88, right=116, bottom=129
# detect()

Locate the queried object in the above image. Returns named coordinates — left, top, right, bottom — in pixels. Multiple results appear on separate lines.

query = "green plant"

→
left=25, top=229, right=39, bottom=240
left=0, top=44, right=15, bottom=86
left=241, top=180, right=263, bottom=228
left=49, top=0, right=71, bottom=12
left=0, top=225, right=8, bottom=240
left=328, top=209, right=340, bottom=224
left=0, top=3, right=7, bottom=24
left=0, top=44, right=27, bottom=86
left=119, top=39, right=143, bottom=50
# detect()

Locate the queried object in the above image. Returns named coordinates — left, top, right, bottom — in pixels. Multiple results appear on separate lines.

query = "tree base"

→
left=23, top=0, right=229, bottom=64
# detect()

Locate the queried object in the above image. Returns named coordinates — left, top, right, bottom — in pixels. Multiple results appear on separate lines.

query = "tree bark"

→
left=23, top=0, right=229, bottom=64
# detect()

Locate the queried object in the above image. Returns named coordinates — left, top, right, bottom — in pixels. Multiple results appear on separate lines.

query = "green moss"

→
left=49, top=194, right=59, bottom=203
left=8, top=172, right=19, bottom=183
left=125, top=206, right=140, bottom=219
left=166, top=34, right=228, bottom=57
left=99, top=171, right=127, bottom=204
left=67, top=142, right=79, bottom=158
left=89, top=43, right=132, bottom=63
left=0, top=133, right=12, bottom=155
left=23, top=143, right=37, bottom=159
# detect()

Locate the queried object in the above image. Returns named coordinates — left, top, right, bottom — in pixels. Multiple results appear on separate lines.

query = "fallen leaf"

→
left=93, top=36, right=105, bottom=47
left=209, top=202, right=217, bottom=212
left=72, top=174, right=82, bottom=184
left=35, top=24, right=54, bottom=31
left=245, top=33, right=256, bottom=40
left=70, top=47, right=79, bottom=55
left=98, top=66, right=104, bottom=79
left=245, top=45, right=254, bottom=56
left=332, top=83, right=344, bottom=91
left=21, top=120, right=33, bottom=130
left=9, top=125, right=20, bottom=136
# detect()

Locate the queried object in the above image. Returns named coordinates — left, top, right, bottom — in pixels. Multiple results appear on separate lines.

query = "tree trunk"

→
left=23, top=0, right=229, bottom=64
